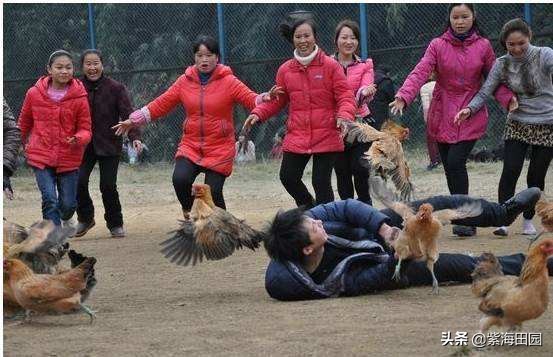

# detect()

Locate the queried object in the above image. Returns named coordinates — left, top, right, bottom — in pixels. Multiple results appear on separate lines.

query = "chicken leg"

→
left=392, top=259, right=403, bottom=281
left=80, top=303, right=96, bottom=324
left=427, top=259, right=439, bottom=295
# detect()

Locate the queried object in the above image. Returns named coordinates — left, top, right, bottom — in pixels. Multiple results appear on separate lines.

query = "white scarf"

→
left=294, top=45, right=319, bottom=66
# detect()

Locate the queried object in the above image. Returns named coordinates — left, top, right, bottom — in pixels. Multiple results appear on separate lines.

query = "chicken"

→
left=471, top=238, right=553, bottom=332
left=532, top=192, right=553, bottom=241
left=160, top=183, right=265, bottom=266
left=3, top=253, right=97, bottom=323
left=4, top=220, right=72, bottom=317
left=370, top=176, right=482, bottom=294
left=381, top=119, right=410, bottom=141
left=3, top=219, right=72, bottom=274
left=343, top=120, right=414, bottom=200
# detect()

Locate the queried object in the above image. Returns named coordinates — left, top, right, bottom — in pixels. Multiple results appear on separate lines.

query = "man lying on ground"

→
left=263, top=188, right=551, bottom=301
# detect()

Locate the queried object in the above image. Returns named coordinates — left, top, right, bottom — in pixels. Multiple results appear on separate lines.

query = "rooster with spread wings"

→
left=343, top=120, right=414, bottom=201
left=160, top=184, right=265, bottom=266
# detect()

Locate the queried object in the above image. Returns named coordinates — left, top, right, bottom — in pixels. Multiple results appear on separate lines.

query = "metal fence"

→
left=4, top=3, right=552, bottom=163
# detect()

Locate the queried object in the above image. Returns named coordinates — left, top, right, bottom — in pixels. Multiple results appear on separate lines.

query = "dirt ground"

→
left=3, top=159, right=553, bottom=357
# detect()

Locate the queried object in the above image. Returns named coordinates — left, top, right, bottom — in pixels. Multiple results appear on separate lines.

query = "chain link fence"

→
left=4, top=3, right=552, bottom=163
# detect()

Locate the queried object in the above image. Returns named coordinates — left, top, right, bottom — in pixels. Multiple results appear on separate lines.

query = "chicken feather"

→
left=4, top=255, right=97, bottom=323
left=471, top=239, right=553, bottom=332
left=344, top=120, right=414, bottom=200
left=370, top=176, right=482, bottom=294
left=160, top=184, right=265, bottom=266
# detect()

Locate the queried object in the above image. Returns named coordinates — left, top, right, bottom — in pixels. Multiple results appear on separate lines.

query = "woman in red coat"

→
left=114, top=35, right=276, bottom=217
left=18, top=50, right=92, bottom=226
left=243, top=15, right=356, bottom=208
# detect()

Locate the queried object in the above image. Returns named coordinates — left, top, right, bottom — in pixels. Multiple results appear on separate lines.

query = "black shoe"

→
left=452, top=225, right=476, bottom=237
left=502, top=187, right=541, bottom=225
left=110, top=226, right=126, bottom=238
left=75, top=219, right=95, bottom=237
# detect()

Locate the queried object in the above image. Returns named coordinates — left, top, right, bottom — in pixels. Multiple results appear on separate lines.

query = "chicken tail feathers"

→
left=3, top=219, right=29, bottom=244
left=40, top=223, right=74, bottom=253
left=389, top=164, right=414, bottom=201
left=434, top=202, right=483, bottom=225
left=68, top=250, right=97, bottom=302
left=160, top=220, right=203, bottom=266
left=471, top=252, right=504, bottom=298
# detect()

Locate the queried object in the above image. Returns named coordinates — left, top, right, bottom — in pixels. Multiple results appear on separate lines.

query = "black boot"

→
left=452, top=225, right=476, bottom=237
left=502, top=187, right=541, bottom=225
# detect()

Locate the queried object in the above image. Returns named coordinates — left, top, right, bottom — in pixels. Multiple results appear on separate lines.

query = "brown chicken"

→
left=3, top=253, right=97, bottom=323
left=343, top=120, right=414, bottom=200
left=532, top=192, right=553, bottom=241
left=471, top=238, right=553, bottom=332
left=3, top=219, right=72, bottom=268
left=4, top=220, right=72, bottom=317
left=160, top=183, right=265, bottom=266
left=371, top=176, right=482, bottom=294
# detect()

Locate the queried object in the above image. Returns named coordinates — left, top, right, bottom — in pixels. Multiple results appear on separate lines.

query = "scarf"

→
left=294, top=45, right=319, bottom=66
left=449, top=26, right=475, bottom=42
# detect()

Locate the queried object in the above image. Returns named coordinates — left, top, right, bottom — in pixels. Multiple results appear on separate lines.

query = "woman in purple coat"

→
left=389, top=3, right=515, bottom=237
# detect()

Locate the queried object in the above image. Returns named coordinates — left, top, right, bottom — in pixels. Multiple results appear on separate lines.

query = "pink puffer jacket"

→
left=331, top=54, right=374, bottom=118
left=396, top=29, right=513, bottom=143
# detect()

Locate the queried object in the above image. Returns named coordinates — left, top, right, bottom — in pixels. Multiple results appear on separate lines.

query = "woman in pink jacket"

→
left=389, top=3, right=514, bottom=237
left=331, top=19, right=376, bottom=205
left=243, top=15, right=356, bottom=208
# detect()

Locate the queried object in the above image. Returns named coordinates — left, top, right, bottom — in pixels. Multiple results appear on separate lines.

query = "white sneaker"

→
left=493, top=226, right=509, bottom=236
left=522, top=219, right=537, bottom=235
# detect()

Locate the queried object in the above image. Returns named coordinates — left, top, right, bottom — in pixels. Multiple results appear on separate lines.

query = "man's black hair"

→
left=264, top=207, right=311, bottom=263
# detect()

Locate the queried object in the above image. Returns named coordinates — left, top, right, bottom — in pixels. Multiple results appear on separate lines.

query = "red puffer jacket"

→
left=18, top=76, right=92, bottom=173
left=147, top=64, right=259, bottom=177
left=251, top=50, right=356, bottom=154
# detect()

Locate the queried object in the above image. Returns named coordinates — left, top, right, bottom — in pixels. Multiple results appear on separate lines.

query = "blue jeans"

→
left=33, top=167, right=79, bottom=225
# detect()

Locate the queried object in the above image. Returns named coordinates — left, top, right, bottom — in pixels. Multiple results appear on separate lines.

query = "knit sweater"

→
left=467, top=45, right=553, bottom=125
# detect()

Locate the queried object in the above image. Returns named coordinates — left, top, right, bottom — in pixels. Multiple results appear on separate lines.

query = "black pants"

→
left=380, top=194, right=515, bottom=229
left=498, top=139, right=553, bottom=219
left=437, top=140, right=476, bottom=195
left=345, top=252, right=553, bottom=296
left=77, top=146, right=123, bottom=229
left=334, top=141, right=372, bottom=204
left=280, top=152, right=337, bottom=208
left=173, top=157, right=226, bottom=211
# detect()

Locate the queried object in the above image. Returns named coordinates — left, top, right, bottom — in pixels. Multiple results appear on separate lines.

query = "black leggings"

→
left=172, top=157, right=227, bottom=211
left=280, top=152, right=337, bottom=208
left=498, top=139, right=553, bottom=219
left=334, top=141, right=372, bottom=204
left=437, top=140, right=476, bottom=195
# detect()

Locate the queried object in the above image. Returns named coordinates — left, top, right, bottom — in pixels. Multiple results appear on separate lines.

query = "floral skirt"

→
left=503, top=119, right=553, bottom=147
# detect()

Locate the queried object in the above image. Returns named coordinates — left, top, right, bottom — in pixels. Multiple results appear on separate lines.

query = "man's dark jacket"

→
left=81, top=75, right=141, bottom=156
left=265, top=199, right=398, bottom=301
